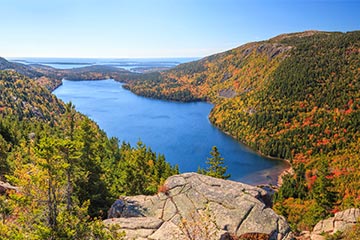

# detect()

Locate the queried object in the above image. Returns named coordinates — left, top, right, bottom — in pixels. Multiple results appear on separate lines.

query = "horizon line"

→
left=6, top=56, right=202, bottom=60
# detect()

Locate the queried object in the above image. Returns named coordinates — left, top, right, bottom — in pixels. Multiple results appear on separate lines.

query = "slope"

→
left=123, top=30, right=360, bottom=229
left=0, top=70, right=178, bottom=238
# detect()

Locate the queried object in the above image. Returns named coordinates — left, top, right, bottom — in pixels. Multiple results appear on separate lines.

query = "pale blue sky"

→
left=1, top=0, right=359, bottom=58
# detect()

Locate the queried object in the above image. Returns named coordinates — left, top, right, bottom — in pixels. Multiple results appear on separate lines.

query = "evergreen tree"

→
left=57, top=138, right=81, bottom=212
left=311, top=157, right=336, bottom=212
left=199, top=146, right=230, bottom=179
left=75, top=118, right=110, bottom=217
left=294, top=163, right=307, bottom=199
left=274, top=174, right=296, bottom=201
left=35, top=137, right=65, bottom=234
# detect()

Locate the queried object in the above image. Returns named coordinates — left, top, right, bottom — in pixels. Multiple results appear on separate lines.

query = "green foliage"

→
left=311, top=158, right=337, bottom=212
left=273, top=198, right=327, bottom=232
left=0, top=70, right=178, bottom=237
left=198, top=146, right=230, bottom=179
left=54, top=201, right=125, bottom=240
left=274, top=163, right=307, bottom=201
left=342, top=220, right=360, bottom=240
left=122, top=31, right=360, bottom=230
left=274, top=158, right=337, bottom=230
left=104, top=141, right=179, bottom=196
left=0, top=194, right=13, bottom=224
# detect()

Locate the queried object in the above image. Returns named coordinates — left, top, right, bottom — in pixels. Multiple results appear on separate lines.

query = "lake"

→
left=53, top=79, right=288, bottom=185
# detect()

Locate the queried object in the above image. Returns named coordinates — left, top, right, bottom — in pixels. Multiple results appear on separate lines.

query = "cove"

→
left=53, top=79, right=288, bottom=185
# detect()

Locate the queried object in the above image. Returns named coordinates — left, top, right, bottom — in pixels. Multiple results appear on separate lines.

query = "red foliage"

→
left=344, top=108, right=352, bottom=115
left=324, top=128, right=331, bottom=135
left=330, top=206, right=340, bottom=214
left=332, top=168, right=342, bottom=177
left=316, top=138, right=330, bottom=146
left=299, top=102, right=306, bottom=108
left=326, top=174, right=334, bottom=180
left=302, top=117, right=312, bottom=126
left=307, top=175, right=317, bottom=190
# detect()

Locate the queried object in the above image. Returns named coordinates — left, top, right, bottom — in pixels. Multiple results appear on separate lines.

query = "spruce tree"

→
left=199, top=146, right=230, bottom=179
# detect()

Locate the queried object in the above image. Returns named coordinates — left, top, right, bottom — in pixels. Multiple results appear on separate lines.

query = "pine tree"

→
left=57, top=138, right=81, bottom=212
left=35, top=137, right=66, bottom=236
left=75, top=118, right=110, bottom=217
left=199, top=146, right=230, bottom=179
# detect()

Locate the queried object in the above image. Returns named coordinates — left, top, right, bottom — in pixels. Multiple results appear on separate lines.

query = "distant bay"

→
left=10, top=57, right=197, bottom=72
left=53, top=79, right=288, bottom=185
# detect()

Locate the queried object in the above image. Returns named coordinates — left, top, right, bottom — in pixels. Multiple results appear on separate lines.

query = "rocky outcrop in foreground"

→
left=310, top=208, right=360, bottom=240
left=104, top=173, right=292, bottom=240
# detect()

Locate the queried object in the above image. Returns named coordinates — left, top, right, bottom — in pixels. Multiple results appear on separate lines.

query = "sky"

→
left=0, top=0, right=359, bottom=58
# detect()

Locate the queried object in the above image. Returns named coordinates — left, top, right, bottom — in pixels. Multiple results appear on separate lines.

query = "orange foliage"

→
left=293, top=153, right=309, bottom=164
left=307, top=175, right=317, bottom=190
left=324, top=128, right=331, bottom=135
left=316, top=138, right=330, bottom=146
left=302, top=117, right=312, bottom=126
left=344, top=108, right=353, bottom=115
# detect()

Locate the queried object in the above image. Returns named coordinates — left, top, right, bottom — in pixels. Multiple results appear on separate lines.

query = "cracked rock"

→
left=105, top=172, right=292, bottom=240
left=311, top=208, right=360, bottom=239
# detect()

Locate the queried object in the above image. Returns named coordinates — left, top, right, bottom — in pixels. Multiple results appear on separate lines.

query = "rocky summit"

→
left=104, top=173, right=292, bottom=240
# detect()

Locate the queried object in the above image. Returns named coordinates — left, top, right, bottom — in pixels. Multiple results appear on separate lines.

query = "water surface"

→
left=54, top=79, right=287, bottom=185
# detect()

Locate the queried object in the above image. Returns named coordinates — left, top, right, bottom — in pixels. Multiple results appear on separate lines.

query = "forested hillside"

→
left=0, top=57, right=138, bottom=92
left=0, top=70, right=178, bottom=238
left=123, top=31, right=360, bottom=231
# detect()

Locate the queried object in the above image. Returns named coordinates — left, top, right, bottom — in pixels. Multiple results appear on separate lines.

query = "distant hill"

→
left=0, top=57, right=43, bottom=79
left=123, top=30, right=360, bottom=228
left=0, top=57, right=137, bottom=91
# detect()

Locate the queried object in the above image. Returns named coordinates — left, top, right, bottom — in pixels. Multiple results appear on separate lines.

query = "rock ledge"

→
left=311, top=208, right=360, bottom=240
left=104, top=172, right=292, bottom=240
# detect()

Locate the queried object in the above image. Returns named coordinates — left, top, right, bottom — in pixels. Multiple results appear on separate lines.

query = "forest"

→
left=0, top=70, right=178, bottom=239
left=123, top=31, right=360, bottom=231
left=1, top=30, right=360, bottom=234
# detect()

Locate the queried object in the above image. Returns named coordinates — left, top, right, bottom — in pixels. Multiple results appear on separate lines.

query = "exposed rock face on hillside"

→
left=0, top=181, right=19, bottom=194
left=310, top=208, right=360, bottom=240
left=104, top=173, right=292, bottom=240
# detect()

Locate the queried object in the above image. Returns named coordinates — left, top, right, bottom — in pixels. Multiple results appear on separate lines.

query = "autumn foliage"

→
left=124, top=31, right=360, bottom=231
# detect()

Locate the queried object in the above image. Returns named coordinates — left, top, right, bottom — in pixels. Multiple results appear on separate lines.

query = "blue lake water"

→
left=53, top=79, right=288, bottom=185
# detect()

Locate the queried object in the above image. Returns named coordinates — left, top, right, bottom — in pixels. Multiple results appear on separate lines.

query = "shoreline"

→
left=210, top=120, right=292, bottom=187
left=52, top=78, right=292, bottom=187
left=277, top=165, right=293, bottom=187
